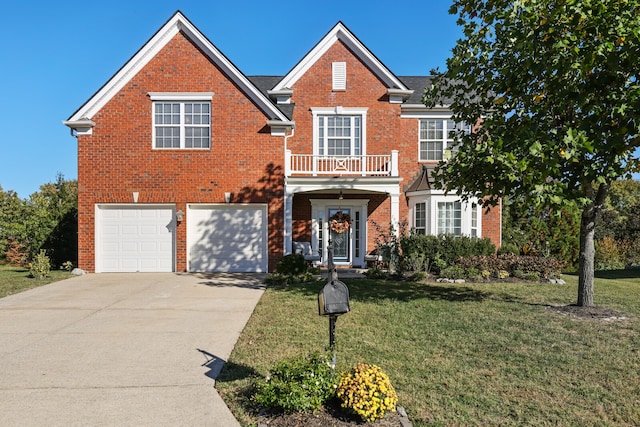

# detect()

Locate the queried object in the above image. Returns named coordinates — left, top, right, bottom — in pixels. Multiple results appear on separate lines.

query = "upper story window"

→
left=419, top=119, right=470, bottom=161
left=149, top=92, right=213, bottom=149
left=312, top=107, right=367, bottom=156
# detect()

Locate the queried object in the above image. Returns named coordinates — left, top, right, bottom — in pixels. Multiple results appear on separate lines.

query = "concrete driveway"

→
left=0, top=273, right=266, bottom=426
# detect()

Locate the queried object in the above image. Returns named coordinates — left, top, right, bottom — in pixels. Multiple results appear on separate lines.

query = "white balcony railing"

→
left=285, top=150, right=398, bottom=177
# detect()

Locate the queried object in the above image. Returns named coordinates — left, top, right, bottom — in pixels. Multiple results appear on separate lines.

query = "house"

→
left=63, top=11, right=501, bottom=273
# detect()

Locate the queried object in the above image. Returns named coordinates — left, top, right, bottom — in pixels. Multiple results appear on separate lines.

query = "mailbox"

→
left=318, top=280, right=350, bottom=316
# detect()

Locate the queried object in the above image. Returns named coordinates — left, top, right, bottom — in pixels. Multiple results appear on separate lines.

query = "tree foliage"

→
left=0, top=175, right=77, bottom=267
left=424, top=0, right=640, bottom=306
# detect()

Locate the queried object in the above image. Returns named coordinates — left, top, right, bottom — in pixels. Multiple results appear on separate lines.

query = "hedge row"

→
left=400, top=234, right=496, bottom=273
left=457, top=254, right=564, bottom=280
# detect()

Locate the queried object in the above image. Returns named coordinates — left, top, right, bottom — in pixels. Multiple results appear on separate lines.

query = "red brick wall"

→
left=77, top=32, right=284, bottom=272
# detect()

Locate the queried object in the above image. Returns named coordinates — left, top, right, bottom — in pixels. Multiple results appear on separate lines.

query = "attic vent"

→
left=332, top=62, right=346, bottom=91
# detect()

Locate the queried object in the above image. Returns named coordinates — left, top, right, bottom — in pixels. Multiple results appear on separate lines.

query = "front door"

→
left=328, top=208, right=351, bottom=263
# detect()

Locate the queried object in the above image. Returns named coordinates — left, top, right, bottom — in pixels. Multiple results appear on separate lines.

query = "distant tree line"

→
left=502, top=179, right=640, bottom=271
left=0, top=174, right=78, bottom=269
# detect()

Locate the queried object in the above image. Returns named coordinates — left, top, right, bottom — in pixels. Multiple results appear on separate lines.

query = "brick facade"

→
left=67, top=13, right=501, bottom=273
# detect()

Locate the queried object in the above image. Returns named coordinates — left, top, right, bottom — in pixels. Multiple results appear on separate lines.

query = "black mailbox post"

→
left=318, top=240, right=350, bottom=363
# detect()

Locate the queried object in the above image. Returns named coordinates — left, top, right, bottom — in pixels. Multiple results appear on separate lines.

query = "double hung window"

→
left=419, top=119, right=470, bottom=161
left=150, top=93, right=213, bottom=149
left=318, top=115, right=361, bottom=156
left=437, top=201, right=462, bottom=235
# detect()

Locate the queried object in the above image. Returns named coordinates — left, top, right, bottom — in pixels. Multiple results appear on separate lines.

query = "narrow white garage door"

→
left=98, top=205, right=175, bottom=273
left=187, top=205, right=267, bottom=272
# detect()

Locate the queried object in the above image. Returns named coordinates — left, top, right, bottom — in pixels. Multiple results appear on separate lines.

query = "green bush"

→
left=439, top=265, right=466, bottom=280
left=276, top=253, right=307, bottom=275
left=29, top=250, right=51, bottom=279
left=253, top=352, right=337, bottom=414
left=400, top=233, right=496, bottom=273
left=497, top=242, right=520, bottom=256
left=457, top=254, right=564, bottom=280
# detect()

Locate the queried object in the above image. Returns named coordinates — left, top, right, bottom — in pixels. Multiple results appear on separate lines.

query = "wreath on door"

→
left=329, top=211, right=351, bottom=234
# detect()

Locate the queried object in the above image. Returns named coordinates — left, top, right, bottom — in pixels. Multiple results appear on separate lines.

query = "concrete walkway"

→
left=0, top=273, right=266, bottom=426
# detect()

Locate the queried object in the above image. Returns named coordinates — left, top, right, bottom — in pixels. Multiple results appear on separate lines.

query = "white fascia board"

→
left=67, top=12, right=287, bottom=123
left=273, top=22, right=408, bottom=92
left=400, top=103, right=452, bottom=118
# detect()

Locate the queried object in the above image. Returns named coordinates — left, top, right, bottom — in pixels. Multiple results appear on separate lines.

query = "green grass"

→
left=217, top=272, right=640, bottom=426
left=0, top=265, right=73, bottom=298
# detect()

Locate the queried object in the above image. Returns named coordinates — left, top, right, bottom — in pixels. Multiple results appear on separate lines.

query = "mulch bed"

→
left=547, top=304, right=628, bottom=321
left=257, top=400, right=411, bottom=427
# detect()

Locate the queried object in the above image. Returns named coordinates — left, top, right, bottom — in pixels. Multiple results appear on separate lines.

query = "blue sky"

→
left=0, top=0, right=460, bottom=198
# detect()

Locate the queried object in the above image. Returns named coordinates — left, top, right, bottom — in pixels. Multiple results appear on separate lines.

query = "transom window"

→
left=419, top=119, right=470, bottom=161
left=318, top=115, right=361, bottom=156
left=149, top=92, right=213, bottom=149
left=437, top=201, right=462, bottom=235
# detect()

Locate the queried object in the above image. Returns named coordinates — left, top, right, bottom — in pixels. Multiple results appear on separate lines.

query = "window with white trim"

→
left=150, top=93, right=213, bottom=149
left=419, top=119, right=470, bottom=161
left=318, top=115, right=361, bottom=156
left=414, top=202, right=426, bottom=235
left=471, top=203, right=478, bottom=237
left=437, top=201, right=462, bottom=235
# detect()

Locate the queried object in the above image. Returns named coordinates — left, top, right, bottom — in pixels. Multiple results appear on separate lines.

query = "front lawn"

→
left=217, top=272, right=640, bottom=426
left=0, top=265, right=73, bottom=298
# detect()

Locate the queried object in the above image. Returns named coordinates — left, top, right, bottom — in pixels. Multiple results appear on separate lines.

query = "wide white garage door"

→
left=97, top=205, right=175, bottom=273
left=187, top=204, right=267, bottom=272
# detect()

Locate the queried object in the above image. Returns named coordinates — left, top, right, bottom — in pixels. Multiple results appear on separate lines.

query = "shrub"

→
left=400, top=233, right=496, bottom=273
left=439, top=265, right=466, bottom=280
left=497, top=242, right=520, bottom=256
left=264, top=271, right=318, bottom=286
left=366, top=266, right=390, bottom=280
left=595, top=236, right=626, bottom=270
left=29, top=250, right=51, bottom=279
left=458, top=254, right=564, bottom=280
left=61, top=261, right=74, bottom=271
left=336, top=363, right=398, bottom=422
left=253, top=352, right=337, bottom=414
left=276, top=253, right=307, bottom=275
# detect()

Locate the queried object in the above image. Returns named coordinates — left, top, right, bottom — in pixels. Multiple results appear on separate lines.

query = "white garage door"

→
left=187, top=205, right=267, bottom=272
left=97, top=205, right=175, bottom=273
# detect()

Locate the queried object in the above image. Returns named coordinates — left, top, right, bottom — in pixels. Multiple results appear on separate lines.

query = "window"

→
left=437, top=201, right=462, bottom=235
left=471, top=203, right=478, bottom=237
left=414, top=202, right=426, bottom=235
left=149, top=93, right=213, bottom=149
left=419, top=119, right=470, bottom=161
left=318, top=115, right=362, bottom=156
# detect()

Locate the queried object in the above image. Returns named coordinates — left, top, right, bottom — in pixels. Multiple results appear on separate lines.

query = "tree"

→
left=0, top=175, right=78, bottom=267
left=424, top=0, right=640, bottom=306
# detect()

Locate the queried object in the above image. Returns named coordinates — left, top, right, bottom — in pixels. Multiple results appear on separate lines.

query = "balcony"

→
left=285, top=150, right=398, bottom=177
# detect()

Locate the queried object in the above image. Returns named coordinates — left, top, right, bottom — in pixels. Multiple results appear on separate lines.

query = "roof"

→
left=405, top=165, right=437, bottom=193
left=65, top=11, right=289, bottom=126
left=64, top=12, right=448, bottom=131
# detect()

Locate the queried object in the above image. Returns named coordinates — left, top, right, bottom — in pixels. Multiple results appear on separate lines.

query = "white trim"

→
left=400, top=104, right=452, bottom=118
left=66, top=12, right=288, bottom=124
left=311, top=107, right=368, bottom=157
left=332, top=62, right=346, bottom=90
left=149, top=92, right=213, bottom=101
left=273, top=22, right=408, bottom=93
left=95, top=204, right=176, bottom=273
left=407, top=195, right=481, bottom=237
left=310, top=199, right=369, bottom=267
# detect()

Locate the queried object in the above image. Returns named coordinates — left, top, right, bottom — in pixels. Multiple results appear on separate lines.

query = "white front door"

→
left=311, top=200, right=368, bottom=267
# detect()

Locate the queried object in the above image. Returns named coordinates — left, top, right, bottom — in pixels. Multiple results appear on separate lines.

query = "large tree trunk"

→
left=577, top=182, right=609, bottom=307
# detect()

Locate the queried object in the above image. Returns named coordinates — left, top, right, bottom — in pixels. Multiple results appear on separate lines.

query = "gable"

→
left=271, top=22, right=413, bottom=103
left=64, top=11, right=290, bottom=134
